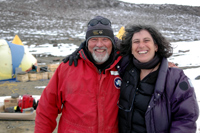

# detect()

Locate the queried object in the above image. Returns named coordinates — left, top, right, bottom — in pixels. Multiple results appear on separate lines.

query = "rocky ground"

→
left=0, top=56, right=65, bottom=133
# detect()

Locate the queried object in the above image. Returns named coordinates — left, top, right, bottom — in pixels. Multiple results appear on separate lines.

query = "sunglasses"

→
left=88, top=18, right=111, bottom=26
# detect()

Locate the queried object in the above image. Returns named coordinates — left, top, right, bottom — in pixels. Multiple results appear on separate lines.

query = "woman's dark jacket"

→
left=117, top=57, right=199, bottom=133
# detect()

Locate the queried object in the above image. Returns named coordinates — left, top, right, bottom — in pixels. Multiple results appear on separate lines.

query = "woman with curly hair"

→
left=117, top=24, right=199, bottom=133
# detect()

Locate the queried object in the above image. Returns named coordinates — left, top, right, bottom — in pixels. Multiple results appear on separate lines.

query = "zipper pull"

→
left=98, top=69, right=102, bottom=73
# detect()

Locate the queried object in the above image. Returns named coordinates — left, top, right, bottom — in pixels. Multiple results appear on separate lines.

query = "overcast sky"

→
left=119, top=0, right=200, bottom=6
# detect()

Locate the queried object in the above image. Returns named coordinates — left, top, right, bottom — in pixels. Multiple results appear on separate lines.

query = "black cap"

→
left=86, top=16, right=115, bottom=46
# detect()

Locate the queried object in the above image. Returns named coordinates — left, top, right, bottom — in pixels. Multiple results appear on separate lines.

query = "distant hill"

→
left=0, top=0, right=200, bottom=45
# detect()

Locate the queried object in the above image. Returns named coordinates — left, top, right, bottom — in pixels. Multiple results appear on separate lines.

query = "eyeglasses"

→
left=88, top=18, right=111, bottom=26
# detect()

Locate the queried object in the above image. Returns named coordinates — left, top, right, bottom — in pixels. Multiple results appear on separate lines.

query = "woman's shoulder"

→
left=167, top=67, right=185, bottom=78
left=166, top=67, right=195, bottom=98
left=161, top=58, right=185, bottom=78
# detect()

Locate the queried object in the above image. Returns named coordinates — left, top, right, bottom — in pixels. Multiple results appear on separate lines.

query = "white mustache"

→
left=93, top=46, right=107, bottom=51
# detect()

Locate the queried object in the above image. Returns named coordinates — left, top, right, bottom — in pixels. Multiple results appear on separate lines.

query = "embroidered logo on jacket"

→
left=114, top=77, right=122, bottom=89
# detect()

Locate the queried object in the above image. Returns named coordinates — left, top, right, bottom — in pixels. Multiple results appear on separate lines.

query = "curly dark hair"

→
left=120, top=25, right=173, bottom=58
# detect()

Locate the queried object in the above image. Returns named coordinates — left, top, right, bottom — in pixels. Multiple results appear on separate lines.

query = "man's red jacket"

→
left=35, top=49, right=122, bottom=133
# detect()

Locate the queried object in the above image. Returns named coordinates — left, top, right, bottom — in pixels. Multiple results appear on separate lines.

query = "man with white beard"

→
left=35, top=16, right=123, bottom=133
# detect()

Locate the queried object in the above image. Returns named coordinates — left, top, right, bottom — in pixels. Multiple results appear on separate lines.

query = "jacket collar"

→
left=154, top=58, right=168, bottom=96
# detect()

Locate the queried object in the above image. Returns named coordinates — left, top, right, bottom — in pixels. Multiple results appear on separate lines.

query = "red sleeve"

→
left=34, top=65, right=63, bottom=133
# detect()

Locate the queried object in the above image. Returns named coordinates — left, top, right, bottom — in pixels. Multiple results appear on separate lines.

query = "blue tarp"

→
left=7, top=41, right=24, bottom=75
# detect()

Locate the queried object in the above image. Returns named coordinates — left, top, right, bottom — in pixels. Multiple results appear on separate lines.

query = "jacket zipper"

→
left=97, top=68, right=102, bottom=132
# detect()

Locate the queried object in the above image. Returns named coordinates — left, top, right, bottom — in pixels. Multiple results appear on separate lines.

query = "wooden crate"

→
left=36, top=72, right=43, bottom=80
left=41, top=72, right=48, bottom=80
left=4, top=97, right=20, bottom=109
left=16, top=73, right=29, bottom=82
left=48, top=64, right=59, bottom=72
left=28, top=72, right=37, bottom=81
left=48, top=72, right=54, bottom=79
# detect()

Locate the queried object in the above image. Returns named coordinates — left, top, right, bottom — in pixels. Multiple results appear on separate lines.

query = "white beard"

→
left=92, top=47, right=110, bottom=64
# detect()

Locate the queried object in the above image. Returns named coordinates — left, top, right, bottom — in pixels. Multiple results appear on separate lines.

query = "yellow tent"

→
left=116, top=26, right=125, bottom=40
left=12, top=35, right=24, bottom=45
left=0, top=36, right=37, bottom=80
